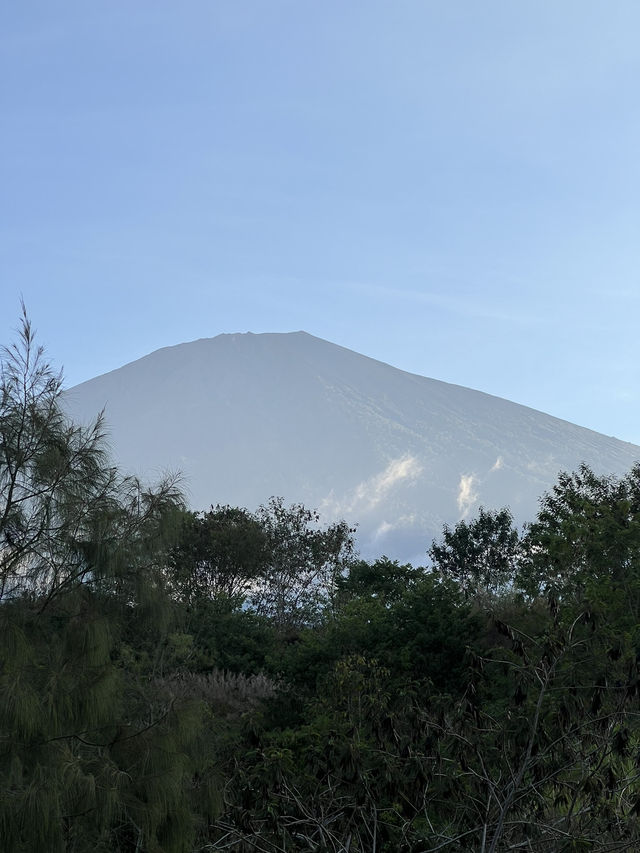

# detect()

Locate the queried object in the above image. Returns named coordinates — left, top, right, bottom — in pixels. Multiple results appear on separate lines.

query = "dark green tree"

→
left=0, top=311, right=219, bottom=852
left=169, top=505, right=268, bottom=604
left=518, top=464, right=640, bottom=622
left=417, top=602, right=640, bottom=852
left=429, top=506, right=520, bottom=599
left=249, top=497, right=356, bottom=631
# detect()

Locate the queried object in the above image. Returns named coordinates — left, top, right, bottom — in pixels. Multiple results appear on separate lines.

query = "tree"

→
left=1, top=308, right=115, bottom=605
left=518, top=464, right=640, bottom=623
left=419, top=472, right=640, bottom=850
left=416, top=602, right=640, bottom=852
left=0, top=311, right=219, bottom=852
left=169, top=504, right=268, bottom=604
left=335, top=556, right=423, bottom=605
left=429, top=506, right=520, bottom=599
left=249, top=497, right=356, bottom=631
left=201, top=470, right=640, bottom=851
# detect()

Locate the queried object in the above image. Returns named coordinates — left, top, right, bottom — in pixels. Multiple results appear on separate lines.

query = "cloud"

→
left=525, top=455, right=558, bottom=476
left=374, top=520, right=393, bottom=539
left=320, top=454, right=422, bottom=519
left=490, top=456, right=503, bottom=472
left=457, top=473, right=478, bottom=518
left=374, top=513, right=417, bottom=541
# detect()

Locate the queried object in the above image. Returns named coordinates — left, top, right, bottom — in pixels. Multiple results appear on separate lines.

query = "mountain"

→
left=63, top=332, right=640, bottom=562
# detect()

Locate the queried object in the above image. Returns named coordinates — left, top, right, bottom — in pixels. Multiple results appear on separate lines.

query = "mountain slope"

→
left=63, top=332, right=640, bottom=561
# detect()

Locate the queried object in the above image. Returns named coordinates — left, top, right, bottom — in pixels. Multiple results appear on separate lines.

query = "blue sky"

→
left=3, top=2, right=640, bottom=444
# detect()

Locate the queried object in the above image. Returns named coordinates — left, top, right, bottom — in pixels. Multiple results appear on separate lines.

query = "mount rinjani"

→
left=3, top=317, right=640, bottom=851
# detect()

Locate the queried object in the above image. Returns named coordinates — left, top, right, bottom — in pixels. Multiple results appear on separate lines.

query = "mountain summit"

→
left=64, top=332, right=640, bottom=561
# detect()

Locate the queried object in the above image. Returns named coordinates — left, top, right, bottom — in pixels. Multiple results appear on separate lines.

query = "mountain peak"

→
left=64, top=334, right=640, bottom=562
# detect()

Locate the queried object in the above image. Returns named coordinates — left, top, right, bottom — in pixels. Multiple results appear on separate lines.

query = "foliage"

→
left=519, top=464, right=640, bottom=624
left=169, top=506, right=268, bottom=603
left=4, top=312, right=640, bottom=851
left=279, top=558, right=479, bottom=695
left=428, top=506, right=520, bottom=599
left=210, top=470, right=640, bottom=851
left=417, top=605, right=640, bottom=851
left=249, top=497, right=356, bottom=630
left=0, top=313, right=218, bottom=852
left=169, top=497, right=356, bottom=635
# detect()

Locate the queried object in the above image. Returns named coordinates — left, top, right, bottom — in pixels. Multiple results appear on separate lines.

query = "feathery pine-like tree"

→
left=0, top=311, right=220, bottom=852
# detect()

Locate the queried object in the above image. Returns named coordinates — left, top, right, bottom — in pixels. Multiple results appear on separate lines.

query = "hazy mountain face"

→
left=63, top=332, right=640, bottom=563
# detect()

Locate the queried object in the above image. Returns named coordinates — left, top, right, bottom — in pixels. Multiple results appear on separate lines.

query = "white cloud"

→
left=490, top=455, right=503, bottom=472
left=320, top=454, right=422, bottom=519
left=374, top=520, right=394, bottom=539
left=373, top=513, right=417, bottom=541
left=457, top=473, right=478, bottom=518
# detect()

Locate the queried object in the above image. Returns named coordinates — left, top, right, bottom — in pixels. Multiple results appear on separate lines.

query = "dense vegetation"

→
left=3, top=313, right=640, bottom=851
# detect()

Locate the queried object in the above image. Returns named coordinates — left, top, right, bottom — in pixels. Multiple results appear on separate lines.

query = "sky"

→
left=3, top=1, right=640, bottom=444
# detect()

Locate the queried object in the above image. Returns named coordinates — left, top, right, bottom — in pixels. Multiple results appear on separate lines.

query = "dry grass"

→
left=162, top=669, right=278, bottom=715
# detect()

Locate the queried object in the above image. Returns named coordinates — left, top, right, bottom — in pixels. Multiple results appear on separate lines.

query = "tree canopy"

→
left=3, top=311, right=640, bottom=851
